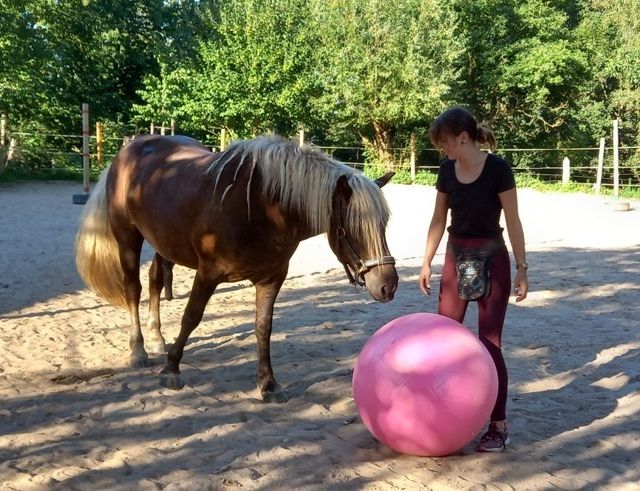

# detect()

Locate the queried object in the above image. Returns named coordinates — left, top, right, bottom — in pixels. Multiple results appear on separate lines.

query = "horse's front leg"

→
left=161, top=269, right=218, bottom=390
left=146, top=252, right=168, bottom=354
left=254, top=276, right=288, bottom=403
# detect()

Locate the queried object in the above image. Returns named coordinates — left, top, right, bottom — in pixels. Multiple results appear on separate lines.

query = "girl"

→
left=419, top=106, right=529, bottom=452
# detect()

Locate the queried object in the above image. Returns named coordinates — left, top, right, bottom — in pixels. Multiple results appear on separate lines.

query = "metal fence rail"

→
left=2, top=128, right=639, bottom=192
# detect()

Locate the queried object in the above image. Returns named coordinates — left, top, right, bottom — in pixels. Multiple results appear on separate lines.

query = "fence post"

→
left=299, top=128, right=305, bottom=146
left=150, top=122, right=155, bottom=135
left=562, top=156, right=570, bottom=184
left=410, top=132, right=416, bottom=182
left=7, top=138, right=16, bottom=163
left=220, top=128, right=227, bottom=150
left=0, top=113, right=6, bottom=146
left=72, top=103, right=91, bottom=204
left=595, top=137, right=605, bottom=193
left=171, top=119, right=175, bottom=136
left=613, top=119, right=619, bottom=199
left=96, top=122, right=104, bottom=168
left=160, top=124, right=166, bottom=136
left=0, top=113, right=6, bottom=173
left=82, top=103, right=90, bottom=192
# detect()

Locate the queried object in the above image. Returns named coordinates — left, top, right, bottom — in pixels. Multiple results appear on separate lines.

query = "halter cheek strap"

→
left=334, top=200, right=395, bottom=288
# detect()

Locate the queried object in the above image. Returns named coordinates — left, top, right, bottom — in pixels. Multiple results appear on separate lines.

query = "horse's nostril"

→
left=381, top=283, right=396, bottom=299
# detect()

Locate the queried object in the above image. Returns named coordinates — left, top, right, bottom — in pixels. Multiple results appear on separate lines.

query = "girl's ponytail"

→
left=476, top=124, right=496, bottom=151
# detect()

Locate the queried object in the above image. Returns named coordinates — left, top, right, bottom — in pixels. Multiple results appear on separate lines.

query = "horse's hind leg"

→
left=114, top=228, right=149, bottom=368
left=161, top=269, right=218, bottom=389
left=162, top=258, right=175, bottom=301
left=146, top=252, right=168, bottom=354
left=254, top=275, right=288, bottom=403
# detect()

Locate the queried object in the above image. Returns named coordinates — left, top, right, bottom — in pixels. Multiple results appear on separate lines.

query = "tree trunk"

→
left=362, top=121, right=394, bottom=171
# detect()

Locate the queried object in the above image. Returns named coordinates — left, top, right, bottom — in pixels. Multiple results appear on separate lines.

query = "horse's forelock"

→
left=345, top=174, right=391, bottom=258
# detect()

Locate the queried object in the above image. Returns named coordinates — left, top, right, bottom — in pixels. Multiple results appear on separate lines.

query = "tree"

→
left=0, top=0, right=48, bottom=123
left=181, top=0, right=320, bottom=139
left=453, top=0, right=589, bottom=155
left=576, top=0, right=640, bottom=143
left=133, top=0, right=223, bottom=137
left=0, top=0, right=167, bottom=133
left=583, top=0, right=640, bottom=177
left=309, top=0, right=463, bottom=168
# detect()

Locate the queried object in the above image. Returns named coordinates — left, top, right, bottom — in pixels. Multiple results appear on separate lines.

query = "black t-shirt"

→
left=436, top=153, right=516, bottom=238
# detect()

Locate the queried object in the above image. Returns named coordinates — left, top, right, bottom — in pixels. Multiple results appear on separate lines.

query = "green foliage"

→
left=94, top=119, right=139, bottom=171
left=575, top=0, right=640, bottom=145
left=514, top=173, right=640, bottom=199
left=0, top=0, right=639, bottom=193
left=133, top=64, right=197, bottom=133
left=362, top=163, right=438, bottom=186
left=413, top=170, right=439, bottom=186
left=0, top=165, right=82, bottom=182
left=178, top=0, right=320, bottom=138
left=309, top=0, right=462, bottom=165
left=454, top=0, right=590, bottom=153
left=0, top=0, right=181, bottom=137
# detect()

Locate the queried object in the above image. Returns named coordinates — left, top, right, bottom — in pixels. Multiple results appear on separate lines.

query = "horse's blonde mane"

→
left=208, top=135, right=391, bottom=257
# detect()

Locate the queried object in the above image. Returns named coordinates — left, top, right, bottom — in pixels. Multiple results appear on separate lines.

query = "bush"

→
left=363, top=163, right=437, bottom=186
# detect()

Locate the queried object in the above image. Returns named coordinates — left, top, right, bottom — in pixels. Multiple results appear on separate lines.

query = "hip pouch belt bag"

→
left=448, top=238, right=504, bottom=301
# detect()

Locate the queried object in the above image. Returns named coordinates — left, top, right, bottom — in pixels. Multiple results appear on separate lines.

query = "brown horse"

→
left=75, top=134, right=398, bottom=402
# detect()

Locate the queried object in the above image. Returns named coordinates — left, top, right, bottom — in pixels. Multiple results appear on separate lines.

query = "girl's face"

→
left=437, top=132, right=466, bottom=160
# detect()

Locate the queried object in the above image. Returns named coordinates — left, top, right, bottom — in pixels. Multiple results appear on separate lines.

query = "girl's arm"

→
left=499, top=187, right=528, bottom=302
left=419, top=191, right=448, bottom=295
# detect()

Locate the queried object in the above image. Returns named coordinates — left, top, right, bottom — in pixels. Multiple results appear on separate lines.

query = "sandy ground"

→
left=0, top=180, right=639, bottom=490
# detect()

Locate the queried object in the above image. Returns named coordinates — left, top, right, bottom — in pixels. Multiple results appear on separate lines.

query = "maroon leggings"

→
left=438, top=236, right=511, bottom=422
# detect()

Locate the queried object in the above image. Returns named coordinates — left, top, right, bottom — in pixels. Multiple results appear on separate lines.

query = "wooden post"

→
left=171, top=119, right=175, bottom=136
left=160, top=124, right=166, bottom=136
left=0, top=113, right=6, bottom=146
left=73, top=104, right=91, bottom=204
left=7, top=138, right=16, bottom=163
left=96, top=122, right=104, bottom=167
left=595, top=137, right=605, bottom=193
left=220, top=128, right=227, bottom=150
left=410, top=132, right=416, bottom=182
left=150, top=122, right=155, bottom=135
left=613, top=119, right=619, bottom=199
left=1, top=114, right=9, bottom=172
left=298, top=128, right=304, bottom=146
left=562, top=156, right=570, bottom=184
left=82, top=103, right=90, bottom=193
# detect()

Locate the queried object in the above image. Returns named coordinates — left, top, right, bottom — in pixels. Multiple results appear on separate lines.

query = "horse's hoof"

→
left=146, top=340, right=166, bottom=354
left=160, top=371, right=184, bottom=390
left=261, top=386, right=289, bottom=403
left=129, top=354, right=150, bottom=369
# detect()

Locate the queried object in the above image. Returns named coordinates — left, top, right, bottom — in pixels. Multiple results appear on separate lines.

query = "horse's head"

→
left=328, top=172, right=398, bottom=303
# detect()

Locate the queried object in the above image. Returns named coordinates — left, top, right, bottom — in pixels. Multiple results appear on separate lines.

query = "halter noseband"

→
left=334, top=196, right=395, bottom=288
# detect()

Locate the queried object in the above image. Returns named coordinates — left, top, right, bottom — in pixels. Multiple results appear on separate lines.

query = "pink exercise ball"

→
left=352, top=312, right=498, bottom=456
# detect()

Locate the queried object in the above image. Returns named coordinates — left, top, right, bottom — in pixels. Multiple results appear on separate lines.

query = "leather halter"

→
left=333, top=193, right=395, bottom=288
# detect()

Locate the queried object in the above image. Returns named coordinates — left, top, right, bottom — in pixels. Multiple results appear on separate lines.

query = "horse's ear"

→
left=374, top=172, right=395, bottom=188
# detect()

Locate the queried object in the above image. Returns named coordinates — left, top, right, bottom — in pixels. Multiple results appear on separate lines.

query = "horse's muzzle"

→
left=362, top=262, right=398, bottom=303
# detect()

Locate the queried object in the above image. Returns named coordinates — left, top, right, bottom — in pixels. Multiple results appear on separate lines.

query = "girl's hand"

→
left=513, top=269, right=528, bottom=302
left=419, top=264, right=432, bottom=295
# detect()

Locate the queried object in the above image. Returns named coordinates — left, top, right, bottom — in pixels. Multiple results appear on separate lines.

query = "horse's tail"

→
left=75, top=166, right=127, bottom=309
